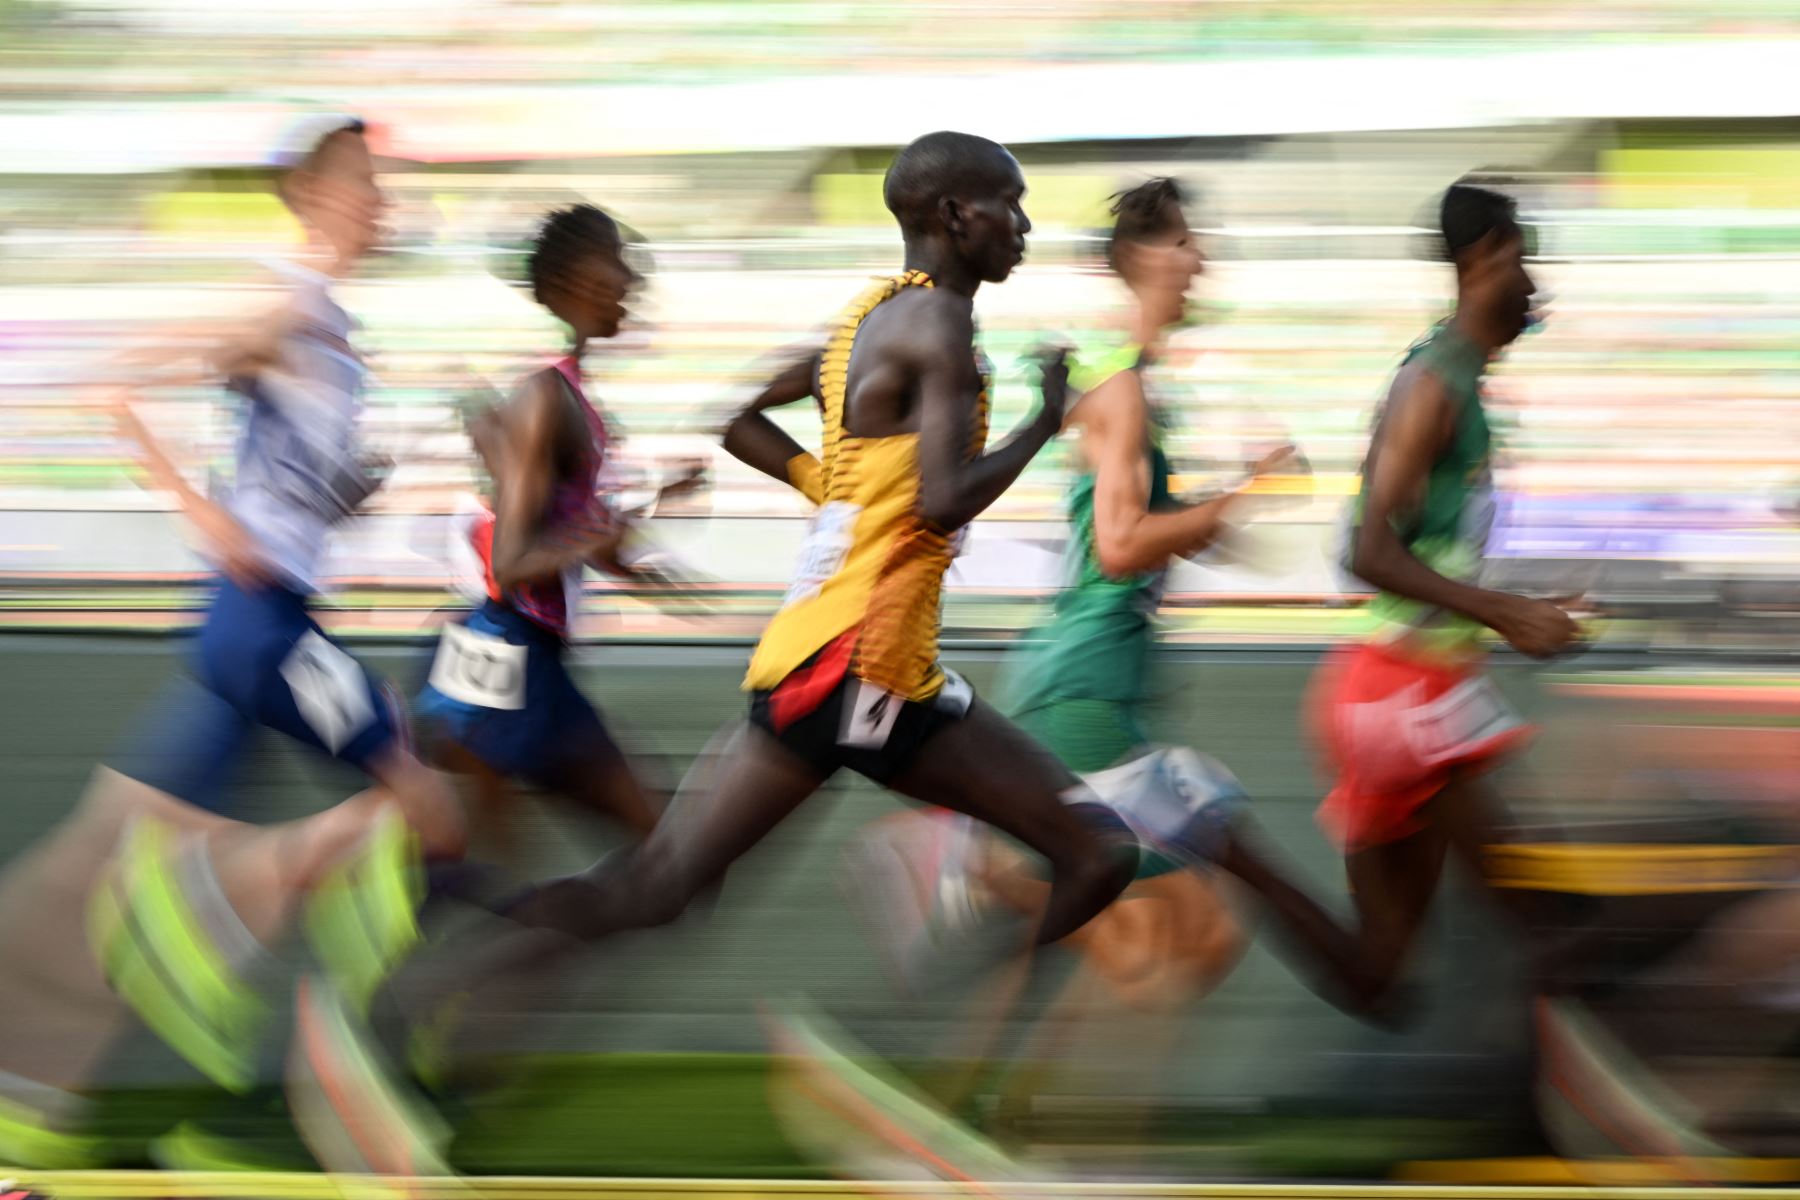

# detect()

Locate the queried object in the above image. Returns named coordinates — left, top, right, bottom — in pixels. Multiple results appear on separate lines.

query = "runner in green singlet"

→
left=999, top=178, right=1293, bottom=880
left=998, top=340, right=1178, bottom=778
left=1149, top=178, right=1591, bottom=1026
left=830, top=184, right=1290, bottom=1160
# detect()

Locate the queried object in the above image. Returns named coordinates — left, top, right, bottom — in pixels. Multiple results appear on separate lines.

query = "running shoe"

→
left=288, top=974, right=453, bottom=1180
left=837, top=810, right=988, bottom=998
left=0, top=1083, right=99, bottom=1171
left=762, top=997, right=1034, bottom=1194
left=1536, top=994, right=1734, bottom=1183
left=86, top=817, right=272, bottom=1093
left=304, top=808, right=425, bottom=1014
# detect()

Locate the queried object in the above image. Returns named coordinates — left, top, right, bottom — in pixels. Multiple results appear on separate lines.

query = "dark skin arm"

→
left=719, top=347, right=824, bottom=503
left=487, top=369, right=626, bottom=590
left=911, top=295, right=1065, bottom=531
left=1353, top=366, right=1577, bottom=658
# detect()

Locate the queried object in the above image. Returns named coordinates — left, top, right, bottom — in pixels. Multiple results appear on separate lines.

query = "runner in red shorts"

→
left=1152, top=178, right=1588, bottom=1024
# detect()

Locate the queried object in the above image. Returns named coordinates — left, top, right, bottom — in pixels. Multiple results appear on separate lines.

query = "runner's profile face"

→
left=554, top=237, right=639, bottom=342
left=291, top=131, right=388, bottom=267
left=953, top=153, right=1031, bottom=284
left=1116, top=202, right=1204, bottom=328
left=1480, top=227, right=1536, bottom=345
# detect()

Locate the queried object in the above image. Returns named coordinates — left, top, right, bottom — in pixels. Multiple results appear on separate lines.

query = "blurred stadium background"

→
left=0, top=0, right=1797, bottom=1187
left=2, top=0, right=1797, bottom=642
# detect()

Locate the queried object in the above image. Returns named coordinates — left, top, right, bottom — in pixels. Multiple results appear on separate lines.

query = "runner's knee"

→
left=379, top=754, right=467, bottom=860
left=508, top=846, right=697, bottom=940
left=1065, top=798, right=1142, bottom=887
left=617, top=843, right=703, bottom=929
left=1037, top=804, right=1138, bottom=944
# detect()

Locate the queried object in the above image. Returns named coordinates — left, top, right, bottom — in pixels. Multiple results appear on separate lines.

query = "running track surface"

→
left=7, top=1172, right=1800, bottom=1199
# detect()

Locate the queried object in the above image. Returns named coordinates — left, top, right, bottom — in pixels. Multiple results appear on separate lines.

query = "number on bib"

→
left=280, top=631, right=377, bottom=754
left=840, top=679, right=903, bottom=750
left=429, top=623, right=528, bottom=711
left=783, top=502, right=860, bottom=607
left=933, top=668, right=974, bottom=718
left=1412, top=675, right=1520, bottom=765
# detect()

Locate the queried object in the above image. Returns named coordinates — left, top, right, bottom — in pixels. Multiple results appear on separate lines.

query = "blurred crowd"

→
left=0, top=3, right=1796, bottom=1195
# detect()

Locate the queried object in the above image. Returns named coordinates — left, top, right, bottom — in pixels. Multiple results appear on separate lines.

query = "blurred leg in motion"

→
left=885, top=702, right=1140, bottom=950
left=0, top=623, right=465, bottom=1166
left=1212, top=810, right=1447, bottom=1024
left=835, top=741, right=1249, bottom=1163
left=382, top=676, right=1136, bottom=1146
left=960, top=835, right=1246, bottom=1154
left=483, top=722, right=824, bottom=942
left=1547, top=886, right=1800, bottom=1167
left=1177, top=642, right=1538, bottom=1026
left=371, top=720, right=825, bottom=1095
left=0, top=764, right=431, bottom=1167
left=76, top=581, right=468, bottom=1054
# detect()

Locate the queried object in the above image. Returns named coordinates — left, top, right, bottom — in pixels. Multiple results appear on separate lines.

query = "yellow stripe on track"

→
left=1484, top=843, right=1800, bottom=895
left=1396, top=1156, right=1800, bottom=1186
left=8, top=1174, right=1800, bottom=1200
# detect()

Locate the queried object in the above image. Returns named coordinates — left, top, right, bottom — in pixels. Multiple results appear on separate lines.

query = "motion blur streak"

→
left=0, top=0, right=1796, bottom=1192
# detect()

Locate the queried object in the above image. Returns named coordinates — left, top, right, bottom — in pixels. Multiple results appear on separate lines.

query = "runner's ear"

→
left=938, top=195, right=966, bottom=239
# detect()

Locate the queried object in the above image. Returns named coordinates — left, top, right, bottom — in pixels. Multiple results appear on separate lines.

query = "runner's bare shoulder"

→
left=878, top=286, right=975, bottom=363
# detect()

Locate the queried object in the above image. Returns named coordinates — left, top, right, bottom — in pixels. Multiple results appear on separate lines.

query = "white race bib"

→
left=783, top=501, right=860, bottom=607
left=933, top=668, right=974, bottom=717
left=840, top=679, right=904, bottom=750
left=280, top=631, right=376, bottom=754
left=429, top=623, right=528, bottom=711
left=1410, top=675, right=1521, bottom=766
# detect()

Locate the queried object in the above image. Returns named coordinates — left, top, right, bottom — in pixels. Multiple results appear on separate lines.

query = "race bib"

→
left=783, top=501, right=860, bottom=607
left=429, top=623, right=528, bottom=711
left=840, top=679, right=903, bottom=750
left=933, top=668, right=974, bottom=717
left=1410, top=675, right=1521, bottom=766
left=280, top=631, right=376, bottom=754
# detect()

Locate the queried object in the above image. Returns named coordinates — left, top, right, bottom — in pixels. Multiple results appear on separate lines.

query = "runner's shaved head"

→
left=883, top=132, right=1019, bottom=234
left=1440, top=180, right=1520, bottom=262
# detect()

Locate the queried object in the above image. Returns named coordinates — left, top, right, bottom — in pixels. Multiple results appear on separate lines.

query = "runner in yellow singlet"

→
left=296, top=142, right=1139, bottom=1167
left=501, top=131, right=1140, bottom=955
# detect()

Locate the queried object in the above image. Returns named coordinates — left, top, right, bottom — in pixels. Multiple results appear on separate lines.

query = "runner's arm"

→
left=1354, top=368, right=1575, bottom=657
left=109, top=386, right=274, bottom=586
left=720, top=347, right=825, bottom=503
left=104, top=285, right=325, bottom=587
left=1086, top=373, right=1255, bottom=576
left=582, top=522, right=635, bottom=578
left=487, top=370, right=615, bottom=590
left=915, top=299, right=1063, bottom=531
left=112, top=285, right=293, bottom=386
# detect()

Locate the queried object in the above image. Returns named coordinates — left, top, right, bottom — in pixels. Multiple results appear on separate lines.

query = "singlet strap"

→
left=815, top=269, right=935, bottom=502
